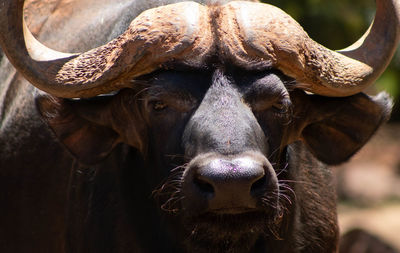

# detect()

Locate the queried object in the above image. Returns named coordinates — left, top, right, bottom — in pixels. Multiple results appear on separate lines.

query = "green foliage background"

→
left=261, top=0, right=400, bottom=121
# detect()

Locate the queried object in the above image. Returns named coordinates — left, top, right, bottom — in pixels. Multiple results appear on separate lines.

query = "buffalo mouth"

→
left=153, top=171, right=289, bottom=253
left=152, top=154, right=289, bottom=252
left=182, top=210, right=282, bottom=253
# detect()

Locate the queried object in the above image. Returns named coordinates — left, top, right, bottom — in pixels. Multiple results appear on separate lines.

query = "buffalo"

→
left=0, top=0, right=399, bottom=252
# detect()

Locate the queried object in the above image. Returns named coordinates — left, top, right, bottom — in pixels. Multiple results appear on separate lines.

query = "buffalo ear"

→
left=295, top=92, right=392, bottom=165
left=36, top=95, right=120, bottom=165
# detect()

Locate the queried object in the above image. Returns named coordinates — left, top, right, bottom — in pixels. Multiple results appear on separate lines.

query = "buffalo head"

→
left=0, top=0, right=398, bottom=252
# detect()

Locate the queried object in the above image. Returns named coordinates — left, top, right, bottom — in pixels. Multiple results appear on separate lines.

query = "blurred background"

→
left=261, top=0, right=400, bottom=251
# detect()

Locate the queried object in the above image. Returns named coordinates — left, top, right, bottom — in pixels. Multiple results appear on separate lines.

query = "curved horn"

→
left=221, top=0, right=400, bottom=97
left=0, top=0, right=212, bottom=98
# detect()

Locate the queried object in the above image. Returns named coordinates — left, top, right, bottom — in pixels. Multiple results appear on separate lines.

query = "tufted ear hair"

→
left=36, top=95, right=121, bottom=166
left=289, top=91, right=393, bottom=165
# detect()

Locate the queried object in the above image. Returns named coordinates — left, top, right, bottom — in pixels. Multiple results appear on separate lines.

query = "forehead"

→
left=140, top=67, right=292, bottom=93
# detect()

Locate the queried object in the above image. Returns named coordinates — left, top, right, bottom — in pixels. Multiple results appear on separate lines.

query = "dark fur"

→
left=0, top=1, right=393, bottom=252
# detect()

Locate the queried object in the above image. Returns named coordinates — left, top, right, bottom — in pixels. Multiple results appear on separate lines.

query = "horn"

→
left=0, top=0, right=212, bottom=98
left=221, top=0, right=400, bottom=97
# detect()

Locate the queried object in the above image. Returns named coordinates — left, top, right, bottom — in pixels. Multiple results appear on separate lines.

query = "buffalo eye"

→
left=271, top=99, right=292, bottom=123
left=272, top=99, right=292, bottom=115
left=152, top=100, right=168, bottom=111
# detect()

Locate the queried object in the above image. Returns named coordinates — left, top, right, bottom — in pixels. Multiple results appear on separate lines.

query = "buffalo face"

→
left=136, top=68, right=294, bottom=251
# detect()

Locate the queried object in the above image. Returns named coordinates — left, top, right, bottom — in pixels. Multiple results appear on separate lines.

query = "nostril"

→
left=250, top=174, right=267, bottom=194
left=193, top=176, right=214, bottom=195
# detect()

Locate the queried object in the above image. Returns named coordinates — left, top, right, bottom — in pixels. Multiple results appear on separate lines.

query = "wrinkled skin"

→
left=0, top=0, right=393, bottom=252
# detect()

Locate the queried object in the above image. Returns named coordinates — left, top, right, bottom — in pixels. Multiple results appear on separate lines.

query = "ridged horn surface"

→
left=219, top=0, right=400, bottom=97
left=0, top=1, right=212, bottom=98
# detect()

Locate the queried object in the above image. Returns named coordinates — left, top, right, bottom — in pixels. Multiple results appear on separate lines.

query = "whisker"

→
left=152, top=163, right=188, bottom=214
left=279, top=185, right=297, bottom=200
left=278, top=193, right=292, bottom=205
left=164, top=154, right=188, bottom=159
left=268, top=147, right=281, bottom=160
left=276, top=163, right=289, bottom=177
left=161, top=196, right=185, bottom=213
left=279, top=179, right=310, bottom=185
